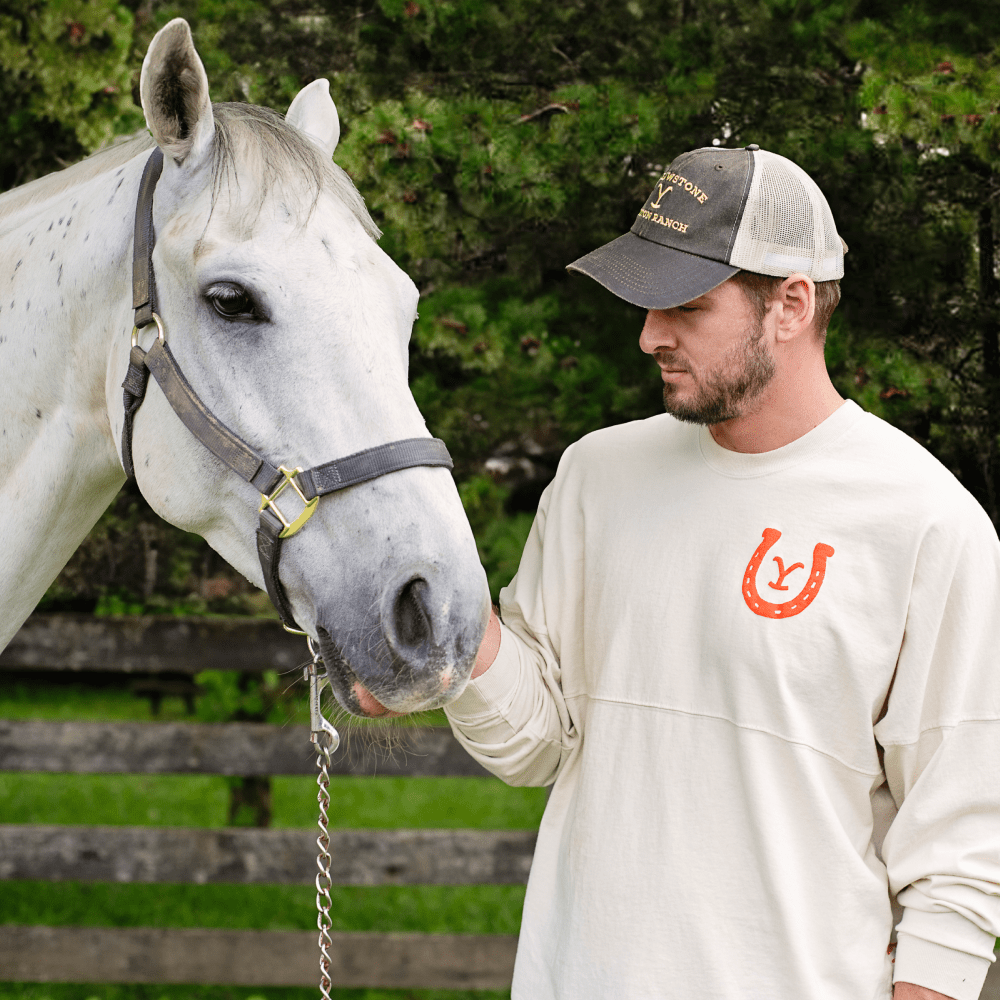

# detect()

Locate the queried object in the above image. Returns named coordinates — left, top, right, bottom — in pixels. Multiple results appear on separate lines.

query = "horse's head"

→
left=116, top=19, right=489, bottom=715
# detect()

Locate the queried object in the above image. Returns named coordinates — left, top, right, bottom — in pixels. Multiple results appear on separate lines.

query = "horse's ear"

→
left=286, top=79, right=340, bottom=158
left=139, top=18, right=214, bottom=169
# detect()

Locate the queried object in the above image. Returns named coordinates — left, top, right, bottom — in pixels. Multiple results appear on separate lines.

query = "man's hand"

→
left=893, top=983, right=957, bottom=1000
left=471, top=608, right=501, bottom=678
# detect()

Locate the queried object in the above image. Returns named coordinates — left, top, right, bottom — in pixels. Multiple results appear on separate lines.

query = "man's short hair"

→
left=731, top=271, right=841, bottom=340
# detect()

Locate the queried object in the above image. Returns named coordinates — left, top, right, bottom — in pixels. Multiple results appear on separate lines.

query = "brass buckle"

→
left=259, top=465, right=319, bottom=539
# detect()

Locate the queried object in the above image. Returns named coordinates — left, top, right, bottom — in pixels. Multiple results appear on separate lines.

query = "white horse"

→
left=0, top=19, right=489, bottom=717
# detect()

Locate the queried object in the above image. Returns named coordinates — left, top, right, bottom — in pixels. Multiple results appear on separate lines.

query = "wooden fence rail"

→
left=1, top=614, right=525, bottom=989
left=0, top=613, right=305, bottom=674
left=0, top=825, right=534, bottom=886
left=0, top=927, right=518, bottom=989
left=0, top=718, right=491, bottom=776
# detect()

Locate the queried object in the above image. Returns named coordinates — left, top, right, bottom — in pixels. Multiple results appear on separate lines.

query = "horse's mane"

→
left=0, top=102, right=380, bottom=240
left=210, top=103, right=380, bottom=240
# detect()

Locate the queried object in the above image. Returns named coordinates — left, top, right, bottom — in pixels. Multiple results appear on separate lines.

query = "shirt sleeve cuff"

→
left=894, top=909, right=996, bottom=1000
left=444, top=621, right=521, bottom=722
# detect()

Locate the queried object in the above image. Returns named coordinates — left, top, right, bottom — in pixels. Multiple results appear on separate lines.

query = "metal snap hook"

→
left=305, top=638, right=340, bottom=752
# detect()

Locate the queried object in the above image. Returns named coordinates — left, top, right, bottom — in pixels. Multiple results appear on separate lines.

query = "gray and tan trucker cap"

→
left=567, top=144, right=844, bottom=309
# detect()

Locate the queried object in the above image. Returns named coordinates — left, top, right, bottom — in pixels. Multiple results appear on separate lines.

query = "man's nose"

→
left=639, top=310, right=677, bottom=354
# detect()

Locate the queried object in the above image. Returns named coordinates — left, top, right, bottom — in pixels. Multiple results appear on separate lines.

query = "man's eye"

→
left=206, top=284, right=259, bottom=321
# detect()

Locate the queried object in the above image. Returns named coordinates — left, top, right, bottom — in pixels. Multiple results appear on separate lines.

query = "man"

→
left=444, top=145, right=1000, bottom=999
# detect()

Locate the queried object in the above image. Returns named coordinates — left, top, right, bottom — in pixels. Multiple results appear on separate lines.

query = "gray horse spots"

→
left=57, top=265, right=63, bottom=287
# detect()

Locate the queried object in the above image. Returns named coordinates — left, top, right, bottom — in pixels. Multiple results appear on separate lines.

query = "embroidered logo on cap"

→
left=742, top=528, right=834, bottom=619
left=658, top=171, right=710, bottom=205
left=638, top=170, right=713, bottom=235
left=637, top=208, right=689, bottom=232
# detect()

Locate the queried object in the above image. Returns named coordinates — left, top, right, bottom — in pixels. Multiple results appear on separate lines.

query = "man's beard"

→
left=655, top=320, right=776, bottom=425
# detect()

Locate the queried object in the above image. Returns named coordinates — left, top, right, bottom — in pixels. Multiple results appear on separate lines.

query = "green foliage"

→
left=853, top=26, right=1000, bottom=156
left=837, top=5, right=1000, bottom=519
left=36, top=481, right=275, bottom=616
left=194, top=669, right=284, bottom=723
left=0, top=0, right=142, bottom=188
left=457, top=474, right=534, bottom=601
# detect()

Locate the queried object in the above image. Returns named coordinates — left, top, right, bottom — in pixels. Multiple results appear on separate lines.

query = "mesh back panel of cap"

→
left=729, top=151, right=843, bottom=280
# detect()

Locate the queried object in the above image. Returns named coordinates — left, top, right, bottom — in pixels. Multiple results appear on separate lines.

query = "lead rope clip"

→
left=304, top=638, right=339, bottom=999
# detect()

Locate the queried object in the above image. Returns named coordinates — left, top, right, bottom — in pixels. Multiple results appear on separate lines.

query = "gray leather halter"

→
left=122, top=147, right=453, bottom=633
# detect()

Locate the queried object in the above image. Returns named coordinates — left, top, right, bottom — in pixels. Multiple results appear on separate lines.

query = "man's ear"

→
left=774, top=274, right=816, bottom=344
left=139, top=18, right=215, bottom=170
left=286, top=79, right=340, bottom=158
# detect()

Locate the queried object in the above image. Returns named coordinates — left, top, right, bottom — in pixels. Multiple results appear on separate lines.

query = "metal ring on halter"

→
left=131, top=311, right=166, bottom=348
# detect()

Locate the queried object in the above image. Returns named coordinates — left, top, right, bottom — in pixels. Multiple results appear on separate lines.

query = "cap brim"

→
left=566, top=231, right=739, bottom=310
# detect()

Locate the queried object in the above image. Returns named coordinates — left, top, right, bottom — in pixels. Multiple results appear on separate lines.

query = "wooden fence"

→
left=0, top=614, right=531, bottom=989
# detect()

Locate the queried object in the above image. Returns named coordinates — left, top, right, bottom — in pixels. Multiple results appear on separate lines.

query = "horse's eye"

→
left=206, top=283, right=259, bottom=321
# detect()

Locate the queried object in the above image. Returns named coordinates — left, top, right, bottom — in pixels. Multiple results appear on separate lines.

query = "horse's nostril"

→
left=393, top=576, right=432, bottom=652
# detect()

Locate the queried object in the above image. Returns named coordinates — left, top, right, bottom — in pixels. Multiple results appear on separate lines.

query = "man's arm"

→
left=445, top=476, right=580, bottom=788
left=894, top=984, right=957, bottom=1000
left=877, top=500, right=1000, bottom=1000
left=471, top=607, right=501, bottom=678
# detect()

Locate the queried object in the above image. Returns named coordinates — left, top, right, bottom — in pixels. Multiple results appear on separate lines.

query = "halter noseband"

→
left=122, top=147, right=454, bottom=633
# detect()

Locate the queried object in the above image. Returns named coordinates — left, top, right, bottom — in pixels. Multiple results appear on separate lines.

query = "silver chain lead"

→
left=305, top=638, right=340, bottom=1000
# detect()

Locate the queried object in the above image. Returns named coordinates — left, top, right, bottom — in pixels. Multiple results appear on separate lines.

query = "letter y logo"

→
left=742, top=528, right=834, bottom=619
left=649, top=182, right=672, bottom=209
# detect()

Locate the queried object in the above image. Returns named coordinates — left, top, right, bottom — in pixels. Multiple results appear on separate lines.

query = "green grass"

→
left=0, top=683, right=545, bottom=998
left=0, top=682, right=182, bottom=722
left=0, top=774, right=545, bottom=830
left=0, top=679, right=455, bottom=727
left=0, top=881, right=526, bottom=934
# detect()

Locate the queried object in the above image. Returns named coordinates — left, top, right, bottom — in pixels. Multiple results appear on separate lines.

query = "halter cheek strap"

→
left=122, top=148, right=454, bottom=633
left=121, top=147, right=164, bottom=481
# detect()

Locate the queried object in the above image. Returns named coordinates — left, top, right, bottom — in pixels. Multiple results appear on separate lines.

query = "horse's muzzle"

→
left=315, top=568, right=486, bottom=716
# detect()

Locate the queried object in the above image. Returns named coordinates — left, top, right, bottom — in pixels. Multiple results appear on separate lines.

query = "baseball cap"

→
left=567, top=144, right=845, bottom=310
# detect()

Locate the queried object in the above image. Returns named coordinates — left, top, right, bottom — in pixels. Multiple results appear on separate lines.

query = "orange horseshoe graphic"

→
left=742, top=528, right=834, bottom=619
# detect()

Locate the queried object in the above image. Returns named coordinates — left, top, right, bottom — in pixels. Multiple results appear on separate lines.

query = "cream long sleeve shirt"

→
left=445, top=400, right=1000, bottom=1000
